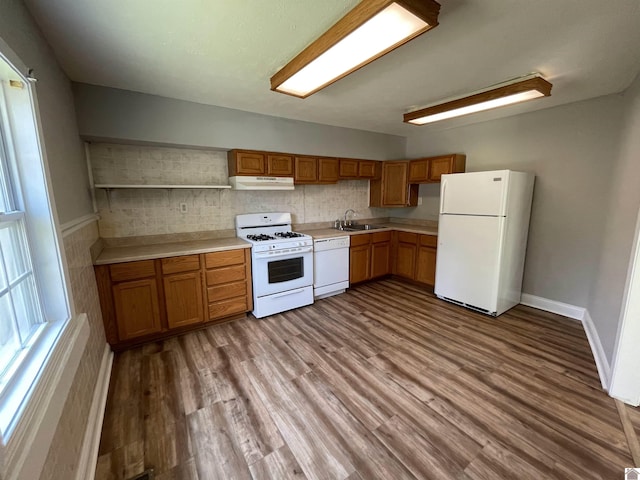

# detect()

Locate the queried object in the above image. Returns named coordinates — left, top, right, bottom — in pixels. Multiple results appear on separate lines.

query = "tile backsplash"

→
left=91, top=143, right=385, bottom=238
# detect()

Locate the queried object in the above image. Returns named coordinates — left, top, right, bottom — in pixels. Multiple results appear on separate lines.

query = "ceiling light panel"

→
left=271, top=0, right=440, bottom=98
left=404, top=75, right=553, bottom=125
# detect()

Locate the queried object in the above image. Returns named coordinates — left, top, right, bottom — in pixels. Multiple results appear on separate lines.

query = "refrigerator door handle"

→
left=440, top=179, right=447, bottom=213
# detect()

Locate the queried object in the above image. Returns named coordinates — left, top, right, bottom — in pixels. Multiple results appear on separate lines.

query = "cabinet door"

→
left=235, top=152, right=266, bottom=175
left=428, top=156, right=454, bottom=182
left=359, top=160, right=377, bottom=178
left=113, top=279, right=161, bottom=340
left=350, top=244, right=371, bottom=284
left=395, top=242, right=417, bottom=279
left=163, top=272, right=204, bottom=329
left=408, top=159, right=430, bottom=182
left=318, top=158, right=339, bottom=183
left=382, top=162, right=409, bottom=206
left=371, top=241, right=391, bottom=278
left=267, top=154, right=294, bottom=176
left=294, top=156, right=318, bottom=183
left=416, top=246, right=437, bottom=286
left=339, top=159, right=359, bottom=178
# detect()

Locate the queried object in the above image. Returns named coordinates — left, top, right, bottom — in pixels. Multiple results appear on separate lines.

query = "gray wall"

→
left=0, top=0, right=92, bottom=224
left=402, top=95, right=627, bottom=309
left=73, top=83, right=406, bottom=160
left=588, top=73, right=640, bottom=362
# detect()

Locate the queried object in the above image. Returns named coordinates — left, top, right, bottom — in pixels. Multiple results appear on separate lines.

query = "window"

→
left=0, top=45, right=73, bottom=449
left=0, top=130, right=46, bottom=381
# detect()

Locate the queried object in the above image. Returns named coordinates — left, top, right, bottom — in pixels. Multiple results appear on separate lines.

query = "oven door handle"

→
left=254, top=246, right=313, bottom=258
left=271, top=288, right=306, bottom=299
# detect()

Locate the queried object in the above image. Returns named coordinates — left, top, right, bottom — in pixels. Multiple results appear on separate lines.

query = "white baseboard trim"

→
left=75, top=344, right=113, bottom=480
left=520, top=293, right=586, bottom=320
left=520, top=293, right=610, bottom=390
left=582, top=309, right=611, bottom=391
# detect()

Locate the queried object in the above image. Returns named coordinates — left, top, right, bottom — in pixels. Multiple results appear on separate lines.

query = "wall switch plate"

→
left=417, top=197, right=423, bottom=205
left=180, top=203, right=188, bottom=213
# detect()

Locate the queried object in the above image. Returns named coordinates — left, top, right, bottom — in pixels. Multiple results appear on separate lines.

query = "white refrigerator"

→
left=435, top=170, right=534, bottom=316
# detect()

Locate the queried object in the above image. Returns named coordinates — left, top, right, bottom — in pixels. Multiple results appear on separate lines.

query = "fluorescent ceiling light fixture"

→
left=271, top=0, right=440, bottom=98
left=404, top=74, right=553, bottom=125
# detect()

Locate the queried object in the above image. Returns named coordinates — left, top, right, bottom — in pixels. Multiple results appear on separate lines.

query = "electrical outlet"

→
left=180, top=203, right=188, bottom=213
left=417, top=197, right=423, bottom=205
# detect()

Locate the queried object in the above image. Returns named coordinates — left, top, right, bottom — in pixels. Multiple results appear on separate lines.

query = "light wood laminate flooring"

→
left=95, top=279, right=635, bottom=479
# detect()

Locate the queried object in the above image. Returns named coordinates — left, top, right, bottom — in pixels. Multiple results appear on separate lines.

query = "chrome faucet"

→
left=344, top=209, right=356, bottom=227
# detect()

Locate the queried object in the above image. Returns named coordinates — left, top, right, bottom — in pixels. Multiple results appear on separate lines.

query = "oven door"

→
left=252, top=248, right=313, bottom=297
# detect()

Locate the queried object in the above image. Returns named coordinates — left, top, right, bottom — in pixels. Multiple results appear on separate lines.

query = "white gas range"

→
left=236, top=212, right=314, bottom=318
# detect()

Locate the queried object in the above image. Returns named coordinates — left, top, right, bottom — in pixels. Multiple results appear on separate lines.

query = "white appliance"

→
left=236, top=212, right=313, bottom=318
left=435, top=170, right=534, bottom=316
left=313, top=236, right=350, bottom=299
left=229, top=176, right=295, bottom=190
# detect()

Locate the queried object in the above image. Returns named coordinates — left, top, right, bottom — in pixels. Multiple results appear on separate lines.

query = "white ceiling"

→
left=24, top=0, right=640, bottom=136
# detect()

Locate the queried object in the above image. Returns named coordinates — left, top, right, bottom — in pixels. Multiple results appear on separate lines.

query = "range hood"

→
left=229, top=176, right=295, bottom=191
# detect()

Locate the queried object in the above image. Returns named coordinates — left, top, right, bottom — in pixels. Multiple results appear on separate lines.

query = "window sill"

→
left=0, top=314, right=89, bottom=480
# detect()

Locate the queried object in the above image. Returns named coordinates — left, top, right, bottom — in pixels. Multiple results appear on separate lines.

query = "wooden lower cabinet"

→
left=349, top=243, right=371, bottom=284
left=392, top=232, right=438, bottom=287
left=204, top=249, right=253, bottom=321
left=163, top=272, right=204, bottom=329
left=350, top=232, right=391, bottom=284
left=112, top=278, right=161, bottom=341
left=95, top=248, right=252, bottom=349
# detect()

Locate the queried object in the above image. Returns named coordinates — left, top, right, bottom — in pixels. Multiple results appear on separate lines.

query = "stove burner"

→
left=275, top=231, right=304, bottom=238
left=247, top=234, right=276, bottom=241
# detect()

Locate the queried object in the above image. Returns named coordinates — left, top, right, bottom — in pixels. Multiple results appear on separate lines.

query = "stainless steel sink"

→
left=335, top=224, right=386, bottom=231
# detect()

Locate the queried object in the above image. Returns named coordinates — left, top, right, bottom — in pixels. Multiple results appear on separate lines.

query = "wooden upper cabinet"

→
left=408, top=154, right=466, bottom=184
left=318, top=158, right=339, bottom=183
left=266, top=154, right=294, bottom=176
left=408, top=158, right=430, bottom=183
left=228, top=150, right=266, bottom=176
left=359, top=160, right=377, bottom=178
left=428, top=154, right=466, bottom=182
left=339, top=159, right=359, bottom=178
left=228, top=150, right=294, bottom=177
left=381, top=161, right=418, bottom=207
left=294, top=156, right=318, bottom=183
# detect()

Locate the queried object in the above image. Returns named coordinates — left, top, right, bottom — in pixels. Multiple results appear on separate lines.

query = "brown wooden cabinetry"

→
left=408, top=154, right=466, bottom=183
left=204, top=249, right=253, bottom=321
left=369, top=161, right=418, bottom=207
left=415, top=235, right=438, bottom=286
left=349, top=231, right=392, bottom=284
left=228, top=149, right=293, bottom=177
left=339, top=159, right=378, bottom=179
left=392, top=232, right=438, bottom=287
left=294, top=156, right=339, bottom=184
left=161, top=255, right=204, bottom=329
left=95, top=248, right=252, bottom=350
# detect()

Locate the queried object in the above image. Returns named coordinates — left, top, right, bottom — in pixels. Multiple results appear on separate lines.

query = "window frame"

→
left=0, top=41, right=84, bottom=480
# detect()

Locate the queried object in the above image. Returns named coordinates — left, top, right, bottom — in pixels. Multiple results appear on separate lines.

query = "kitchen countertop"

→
left=94, top=222, right=437, bottom=265
left=299, top=222, right=438, bottom=239
left=94, top=237, right=251, bottom=265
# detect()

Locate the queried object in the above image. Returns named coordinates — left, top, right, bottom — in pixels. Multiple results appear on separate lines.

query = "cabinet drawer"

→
left=371, top=231, right=391, bottom=243
left=350, top=233, right=371, bottom=247
left=110, top=260, right=156, bottom=282
left=420, top=235, right=438, bottom=247
left=397, top=232, right=418, bottom=244
left=206, top=264, right=246, bottom=286
left=205, top=249, right=246, bottom=268
left=209, top=297, right=248, bottom=320
left=161, top=254, right=201, bottom=274
left=207, top=281, right=247, bottom=302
